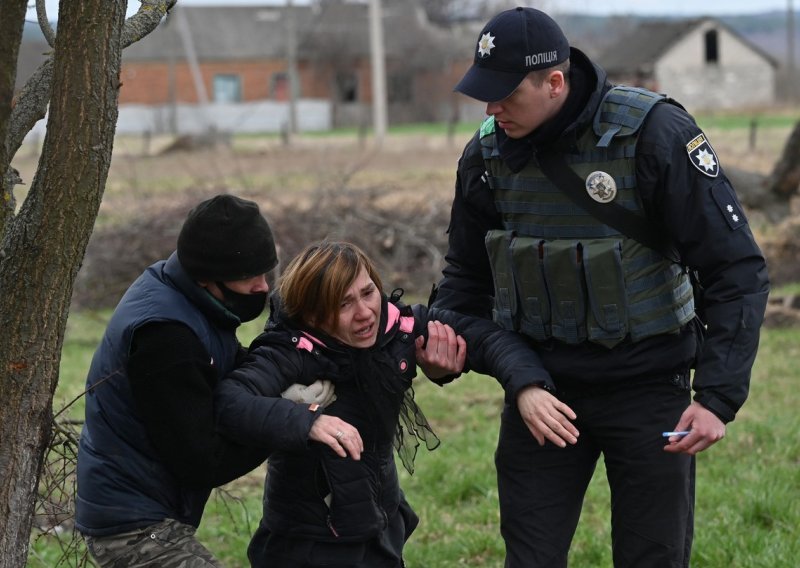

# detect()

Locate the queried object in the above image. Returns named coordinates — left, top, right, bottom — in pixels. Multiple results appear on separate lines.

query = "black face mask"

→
left=216, top=282, right=267, bottom=322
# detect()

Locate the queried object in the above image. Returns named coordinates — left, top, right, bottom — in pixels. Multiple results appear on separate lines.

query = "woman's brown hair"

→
left=278, top=241, right=383, bottom=332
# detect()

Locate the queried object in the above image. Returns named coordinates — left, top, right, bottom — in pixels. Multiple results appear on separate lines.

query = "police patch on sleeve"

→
left=686, top=133, right=719, bottom=178
left=710, top=183, right=747, bottom=230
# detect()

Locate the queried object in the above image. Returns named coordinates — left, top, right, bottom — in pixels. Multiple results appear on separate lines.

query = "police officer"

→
left=430, top=7, right=769, bottom=567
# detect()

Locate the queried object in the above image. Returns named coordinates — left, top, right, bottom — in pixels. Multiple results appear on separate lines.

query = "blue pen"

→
left=662, top=431, right=690, bottom=437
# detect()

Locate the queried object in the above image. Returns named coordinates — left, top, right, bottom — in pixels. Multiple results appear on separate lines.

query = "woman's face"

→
left=320, top=266, right=381, bottom=348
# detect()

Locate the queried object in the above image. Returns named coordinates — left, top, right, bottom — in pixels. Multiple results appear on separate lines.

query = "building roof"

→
left=596, top=17, right=778, bottom=75
left=122, top=2, right=456, bottom=66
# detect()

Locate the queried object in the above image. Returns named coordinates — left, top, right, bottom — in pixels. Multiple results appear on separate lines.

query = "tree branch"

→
left=35, top=0, right=56, bottom=48
left=765, top=120, right=800, bottom=200
left=0, top=0, right=30, bottom=241
left=122, top=0, right=176, bottom=49
left=5, top=0, right=176, bottom=168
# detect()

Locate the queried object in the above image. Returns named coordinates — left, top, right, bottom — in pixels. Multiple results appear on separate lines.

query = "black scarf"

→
left=349, top=346, right=439, bottom=475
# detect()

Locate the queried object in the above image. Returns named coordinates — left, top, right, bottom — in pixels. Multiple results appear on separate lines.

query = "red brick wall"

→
left=120, top=59, right=301, bottom=104
left=118, top=56, right=473, bottom=113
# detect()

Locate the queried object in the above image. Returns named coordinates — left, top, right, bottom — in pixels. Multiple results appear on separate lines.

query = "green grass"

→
left=236, top=115, right=799, bottom=138
left=270, top=116, right=799, bottom=138
left=236, top=121, right=480, bottom=140
left=770, top=282, right=800, bottom=296
left=694, top=112, right=799, bottom=131
left=28, top=317, right=800, bottom=567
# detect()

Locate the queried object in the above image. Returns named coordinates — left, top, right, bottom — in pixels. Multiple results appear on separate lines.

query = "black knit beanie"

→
left=177, top=194, right=278, bottom=282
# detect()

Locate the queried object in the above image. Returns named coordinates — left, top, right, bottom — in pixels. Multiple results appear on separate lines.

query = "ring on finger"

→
left=335, top=430, right=344, bottom=440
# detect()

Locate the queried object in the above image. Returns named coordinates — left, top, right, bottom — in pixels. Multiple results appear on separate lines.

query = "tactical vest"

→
left=482, top=86, right=694, bottom=348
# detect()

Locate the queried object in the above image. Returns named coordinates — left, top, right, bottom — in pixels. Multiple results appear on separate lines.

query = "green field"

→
left=28, top=315, right=800, bottom=567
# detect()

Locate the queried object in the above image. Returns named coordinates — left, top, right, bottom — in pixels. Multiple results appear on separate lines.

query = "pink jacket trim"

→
left=296, top=332, right=326, bottom=352
left=385, top=302, right=414, bottom=334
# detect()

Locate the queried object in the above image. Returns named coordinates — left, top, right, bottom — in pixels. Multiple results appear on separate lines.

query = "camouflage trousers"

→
left=84, top=518, right=223, bottom=568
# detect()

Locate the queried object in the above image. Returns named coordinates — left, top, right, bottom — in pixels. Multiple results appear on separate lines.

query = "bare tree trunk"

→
left=0, top=0, right=126, bottom=565
left=766, top=119, right=800, bottom=199
left=0, top=1, right=177, bottom=563
left=0, top=0, right=27, bottom=234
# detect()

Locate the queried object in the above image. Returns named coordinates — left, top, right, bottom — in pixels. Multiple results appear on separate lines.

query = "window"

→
left=213, top=74, right=242, bottom=103
left=704, top=29, right=719, bottom=64
left=335, top=72, right=358, bottom=102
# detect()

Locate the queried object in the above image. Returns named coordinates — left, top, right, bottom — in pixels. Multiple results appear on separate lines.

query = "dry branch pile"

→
left=73, top=184, right=800, bottom=330
left=72, top=185, right=452, bottom=310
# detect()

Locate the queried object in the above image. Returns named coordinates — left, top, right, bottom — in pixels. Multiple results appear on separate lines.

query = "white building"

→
left=597, top=17, right=778, bottom=111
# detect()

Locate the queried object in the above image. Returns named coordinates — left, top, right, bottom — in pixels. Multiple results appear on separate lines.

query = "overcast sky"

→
left=561, top=0, right=791, bottom=16
left=28, top=0, right=795, bottom=20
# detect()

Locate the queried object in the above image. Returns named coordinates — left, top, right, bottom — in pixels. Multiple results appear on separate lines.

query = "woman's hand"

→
left=415, top=320, right=467, bottom=380
left=308, top=415, right=364, bottom=460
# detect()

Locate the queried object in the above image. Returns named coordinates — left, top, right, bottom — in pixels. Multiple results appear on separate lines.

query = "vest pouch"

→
left=485, top=230, right=518, bottom=331
left=582, top=239, right=628, bottom=348
left=627, top=256, right=695, bottom=341
left=510, top=236, right=550, bottom=341
left=542, top=240, right=587, bottom=344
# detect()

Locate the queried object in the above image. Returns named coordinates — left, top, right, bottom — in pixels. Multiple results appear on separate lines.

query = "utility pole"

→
left=368, top=0, right=387, bottom=145
left=789, top=0, right=797, bottom=101
left=175, top=6, right=209, bottom=106
left=286, top=0, right=299, bottom=137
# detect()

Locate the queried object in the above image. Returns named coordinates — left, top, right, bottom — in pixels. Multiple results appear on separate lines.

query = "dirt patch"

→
left=72, top=134, right=467, bottom=308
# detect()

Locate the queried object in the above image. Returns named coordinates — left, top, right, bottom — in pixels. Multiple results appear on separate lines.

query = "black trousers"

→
left=496, top=372, right=695, bottom=568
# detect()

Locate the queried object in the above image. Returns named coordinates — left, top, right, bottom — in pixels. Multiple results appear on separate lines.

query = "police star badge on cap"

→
left=477, top=32, right=495, bottom=57
left=686, top=133, right=719, bottom=178
left=585, top=171, right=617, bottom=203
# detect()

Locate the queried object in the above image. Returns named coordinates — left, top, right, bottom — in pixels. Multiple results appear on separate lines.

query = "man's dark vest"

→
left=482, top=86, right=695, bottom=349
left=75, top=252, right=239, bottom=536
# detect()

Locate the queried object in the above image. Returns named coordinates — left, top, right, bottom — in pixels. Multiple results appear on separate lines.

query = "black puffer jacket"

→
left=215, top=293, right=423, bottom=542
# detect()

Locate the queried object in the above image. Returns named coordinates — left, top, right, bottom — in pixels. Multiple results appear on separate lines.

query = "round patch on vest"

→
left=585, top=171, right=617, bottom=203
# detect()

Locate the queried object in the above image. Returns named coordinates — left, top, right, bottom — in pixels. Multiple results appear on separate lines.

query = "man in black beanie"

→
left=178, top=194, right=278, bottom=323
left=75, top=194, right=318, bottom=567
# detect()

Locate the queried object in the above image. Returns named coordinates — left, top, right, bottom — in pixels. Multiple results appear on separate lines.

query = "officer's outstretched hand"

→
left=663, top=401, right=725, bottom=456
left=416, top=320, right=467, bottom=380
left=517, top=385, right=579, bottom=447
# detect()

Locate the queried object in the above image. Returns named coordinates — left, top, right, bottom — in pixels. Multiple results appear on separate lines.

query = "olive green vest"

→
left=482, top=86, right=694, bottom=348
